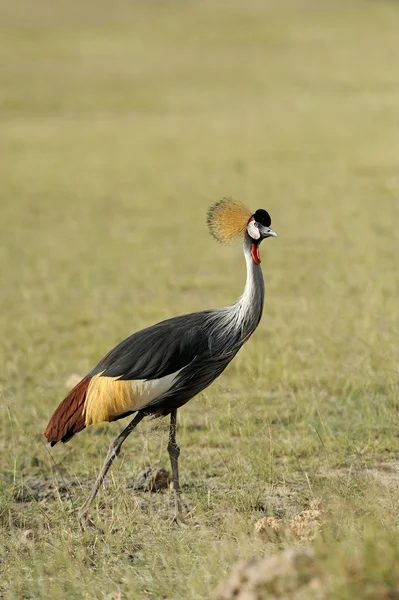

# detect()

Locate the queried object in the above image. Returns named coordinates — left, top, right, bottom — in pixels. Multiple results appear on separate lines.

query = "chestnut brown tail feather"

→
left=44, top=378, right=91, bottom=445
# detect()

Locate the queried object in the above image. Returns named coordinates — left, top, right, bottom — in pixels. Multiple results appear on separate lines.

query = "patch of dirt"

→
left=318, top=460, right=399, bottom=488
left=12, top=476, right=84, bottom=503
left=106, top=593, right=122, bottom=600
left=263, top=482, right=305, bottom=520
left=213, top=547, right=327, bottom=600
left=10, top=465, right=172, bottom=504
left=366, top=461, right=399, bottom=487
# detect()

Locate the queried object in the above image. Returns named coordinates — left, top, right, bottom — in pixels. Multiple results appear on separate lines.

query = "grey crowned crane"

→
left=45, top=198, right=277, bottom=529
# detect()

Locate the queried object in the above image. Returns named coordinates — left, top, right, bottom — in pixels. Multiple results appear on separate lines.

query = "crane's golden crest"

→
left=207, top=198, right=252, bottom=244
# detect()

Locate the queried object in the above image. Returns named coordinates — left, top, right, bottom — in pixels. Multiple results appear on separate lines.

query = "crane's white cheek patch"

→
left=247, top=221, right=260, bottom=240
left=84, top=370, right=181, bottom=425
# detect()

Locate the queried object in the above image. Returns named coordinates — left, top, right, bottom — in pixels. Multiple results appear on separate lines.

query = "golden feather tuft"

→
left=207, top=198, right=252, bottom=244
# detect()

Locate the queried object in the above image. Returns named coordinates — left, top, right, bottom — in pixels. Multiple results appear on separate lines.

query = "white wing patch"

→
left=121, top=369, right=183, bottom=414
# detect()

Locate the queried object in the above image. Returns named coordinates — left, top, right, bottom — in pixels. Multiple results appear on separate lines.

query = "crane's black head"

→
left=246, top=208, right=277, bottom=265
left=253, top=209, right=271, bottom=227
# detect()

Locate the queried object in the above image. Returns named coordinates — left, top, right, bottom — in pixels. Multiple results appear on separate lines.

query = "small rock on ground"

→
left=254, top=516, right=283, bottom=541
left=128, top=467, right=170, bottom=492
left=20, top=530, right=35, bottom=544
left=255, top=499, right=323, bottom=542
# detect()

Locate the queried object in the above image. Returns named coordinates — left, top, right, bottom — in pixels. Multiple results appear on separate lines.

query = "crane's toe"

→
left=79, top=511, right=104, bottom=534
left=170, top=512, right=188, bottom=527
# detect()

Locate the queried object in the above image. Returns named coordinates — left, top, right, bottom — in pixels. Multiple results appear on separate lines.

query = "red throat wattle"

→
left=251, top=243, right=261, bottom=265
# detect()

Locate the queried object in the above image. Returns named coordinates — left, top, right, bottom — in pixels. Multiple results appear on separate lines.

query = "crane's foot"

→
left=79, top=510, right=92, bottom=531
left=171, top=511, right=187, bottom=527
left=79, top=510, right=104, bottom=534
left=169, top=491, right=188, bottom=526
left=168, top=513, right=188, bottom=528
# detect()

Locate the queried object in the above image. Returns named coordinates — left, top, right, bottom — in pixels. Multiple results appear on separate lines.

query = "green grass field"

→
left=1, top=0, right=399, bottom=597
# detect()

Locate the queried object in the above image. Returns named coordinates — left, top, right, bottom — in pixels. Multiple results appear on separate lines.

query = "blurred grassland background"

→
left=0, top=0, right=399, bottom=598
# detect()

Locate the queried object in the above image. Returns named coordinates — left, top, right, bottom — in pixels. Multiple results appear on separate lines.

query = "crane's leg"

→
left=167, top=409, right=185, bottom=524
left=79, top=412, right=144, bottom=531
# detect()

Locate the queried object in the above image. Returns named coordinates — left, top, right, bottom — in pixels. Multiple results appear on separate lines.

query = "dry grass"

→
left=1, top=0, right=399, bottom=598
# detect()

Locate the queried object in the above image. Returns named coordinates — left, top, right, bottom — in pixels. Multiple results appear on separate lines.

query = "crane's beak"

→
left=250, top=224, right=277, bottom=264
left=259, top=225, right=278, bottom=239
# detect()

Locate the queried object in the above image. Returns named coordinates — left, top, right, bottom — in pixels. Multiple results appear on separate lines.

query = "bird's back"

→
left=45, top=307, right=246, bottom=444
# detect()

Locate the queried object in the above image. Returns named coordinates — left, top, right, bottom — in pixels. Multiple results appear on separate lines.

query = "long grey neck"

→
left=236, top=233, right=265, bottom=329
left=222, top=233, right=265, bottom=343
